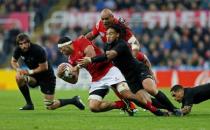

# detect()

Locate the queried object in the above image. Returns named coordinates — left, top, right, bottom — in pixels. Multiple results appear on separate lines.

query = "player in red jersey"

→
left=85, top=8, right=139, bottom=111
left=56, top=36, right=166, bottom=116
left=85, top=8, right=139, bottom=46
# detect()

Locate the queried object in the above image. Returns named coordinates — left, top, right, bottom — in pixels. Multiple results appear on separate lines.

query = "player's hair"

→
left=170, top=84, right=183, bottom=92
left=58, top=36, right=71, bottom=44
left=16, top=33, right=30, bottom=45
left=108, top=23, right=126, bottom=39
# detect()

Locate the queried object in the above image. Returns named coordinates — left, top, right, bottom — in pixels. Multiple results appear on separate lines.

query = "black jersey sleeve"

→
left=112, top=41, right=127, bottom=56
left=13, top=48, right=21, bottom=60
left=182, top=95, right=194, bottom=107
left=36, top=47, right=47, bottom=63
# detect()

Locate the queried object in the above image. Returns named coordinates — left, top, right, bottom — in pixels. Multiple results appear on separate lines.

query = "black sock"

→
left=59, top=98, right=76, bottom=107
left=151, top=98, right=167, bottom=109
left=155, top=91, right=176, bottom=112
left=18, top=85, right=33, bottom=105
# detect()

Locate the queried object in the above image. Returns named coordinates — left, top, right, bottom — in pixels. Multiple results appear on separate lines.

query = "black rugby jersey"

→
left=104, top=39, right=149, bottom=83
left=13, top=43, right=54, bottom=77
left=182, top=83, right=210, bottom=107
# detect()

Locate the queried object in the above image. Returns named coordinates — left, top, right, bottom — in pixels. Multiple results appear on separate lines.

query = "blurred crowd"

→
left=66, top=0, right=210, bottom=12
left=0, top=0, right=57, bottom=28
left=0, top=0, right=210, bottom=69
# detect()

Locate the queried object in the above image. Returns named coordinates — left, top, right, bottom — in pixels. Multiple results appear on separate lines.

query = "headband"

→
left=58, top=41, right=72, bottom=48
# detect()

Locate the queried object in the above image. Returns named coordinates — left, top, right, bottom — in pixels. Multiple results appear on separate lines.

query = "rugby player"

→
left=11, top=33, right=85, bottom=110
left=85, top=8, right=139, bottom=111
left=86, top=8, right=139, bottom=46
left=79, top=24, right=182, bottom=116
left=57, top=36, right=166, bottom=116
left=171, top=83, right=210, bottom=115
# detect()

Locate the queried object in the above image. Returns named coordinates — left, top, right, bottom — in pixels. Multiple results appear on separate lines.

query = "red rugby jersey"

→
left=68, top=36, right=113, bottom=81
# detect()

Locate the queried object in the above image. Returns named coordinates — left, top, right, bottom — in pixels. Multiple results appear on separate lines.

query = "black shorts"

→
left=89, top=88, right=109, bottom=99
left=127, top=67, right=153, bottom=93
left=29, top=74, right=56, bottom=95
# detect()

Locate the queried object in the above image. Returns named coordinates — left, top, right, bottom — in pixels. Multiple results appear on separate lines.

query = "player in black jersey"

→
left=171, top=83, right=210, bottom=115
left=79, top=24, right=182, bottom=116
left=11, top=33, right=85, bottom=110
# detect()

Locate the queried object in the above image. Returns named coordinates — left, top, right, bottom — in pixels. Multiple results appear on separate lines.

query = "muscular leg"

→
left=88, top=89, right=126, bottom=113
left=142, top=78, right=177, bottom=112
left=88, top=99, right=122, bottom=112
left=43, top=94, right=85, bottom=110
left=115, top=82, right=166, bottom=116
left=16, top=74, right=35, bottom=110
left=111, top=87, right=137, bottom=111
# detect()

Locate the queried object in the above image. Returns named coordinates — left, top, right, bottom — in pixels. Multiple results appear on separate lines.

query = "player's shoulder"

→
left=95, top=20, right=103, bottom=30
left=31, top=43, right=45, bottom=54
left=32, top=43, right=43, bottom=50
left=75, top=35, right=90, bottom=43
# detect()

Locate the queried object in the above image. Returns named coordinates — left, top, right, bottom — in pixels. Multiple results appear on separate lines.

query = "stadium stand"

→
left=0, top=0, right=209, bottom=69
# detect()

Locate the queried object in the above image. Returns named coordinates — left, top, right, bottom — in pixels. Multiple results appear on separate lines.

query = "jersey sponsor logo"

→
left=20, top=56, right=25, bottom=60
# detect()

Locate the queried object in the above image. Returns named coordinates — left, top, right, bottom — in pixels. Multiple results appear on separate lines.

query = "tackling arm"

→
left=85, top=32, right=98, bottom=41
left=32, top=62, right=48, bottom=74
left=181, top=105, right=192, bottom=115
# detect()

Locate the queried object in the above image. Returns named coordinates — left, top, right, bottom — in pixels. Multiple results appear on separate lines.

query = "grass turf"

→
left=0, top=89, right=210, bottom=130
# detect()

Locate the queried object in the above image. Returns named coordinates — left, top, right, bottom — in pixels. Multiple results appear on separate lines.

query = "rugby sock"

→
left=151, top=98, right=167, bottom=109
left=18, top=85, right=33, bottom=105
left=59, top=98, right=77, bottom=107
left=155, top=91, right=176, bottom=112
left=145, top=101, right=157, bottom=113
left=114, top=100, right=125, bottom=109
left=129, top=99, right=157, bottom=112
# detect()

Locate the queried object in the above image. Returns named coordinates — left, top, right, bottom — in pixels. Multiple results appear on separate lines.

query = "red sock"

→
left=114, top=100, right=125, bottom=109
left=145, top=101, right=157, bottom=112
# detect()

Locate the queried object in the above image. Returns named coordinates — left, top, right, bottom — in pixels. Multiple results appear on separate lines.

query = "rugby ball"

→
left=57, top=63, right=73, bottom=78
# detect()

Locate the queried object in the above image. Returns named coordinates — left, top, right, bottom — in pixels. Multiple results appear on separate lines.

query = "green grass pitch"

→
left=0, top=89, right=210, bottom=130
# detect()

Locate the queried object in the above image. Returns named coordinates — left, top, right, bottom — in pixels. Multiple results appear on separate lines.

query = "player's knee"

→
left=44, top=99, right=55, bottom=110
left=16, top=75, right=27, bottom=86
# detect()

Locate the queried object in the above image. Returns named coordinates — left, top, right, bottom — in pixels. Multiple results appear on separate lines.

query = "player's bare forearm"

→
left=85, top=32, right=97, bottom=41
left=62, top=75, right=78, bottom=84
left=32, top=62, right=48, bottom=74
left=181, top=106, right=192, bottom=115
left=11, top=57, right=20, bottom=71
left=84, top=45, right=96, bottom=57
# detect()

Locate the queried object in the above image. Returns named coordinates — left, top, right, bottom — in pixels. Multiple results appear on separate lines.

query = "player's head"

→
left=16, top=33, right=31, bottom=52
left=106, top=23, right=126, bottom=43
left=170, top=84, right=184, bottom=103
left=101, top=8, right=114, bottom=28
left=57, top=36, right=73, bottom=55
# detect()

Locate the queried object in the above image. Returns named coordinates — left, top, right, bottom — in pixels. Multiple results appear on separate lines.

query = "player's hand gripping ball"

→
left=57, top=63, right=77, bottom=82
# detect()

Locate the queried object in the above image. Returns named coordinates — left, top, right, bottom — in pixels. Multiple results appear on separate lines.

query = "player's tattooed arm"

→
left=181, top=105, right=192, bottom=115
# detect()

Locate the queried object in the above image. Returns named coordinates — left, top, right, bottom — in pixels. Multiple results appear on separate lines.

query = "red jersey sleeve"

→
left=91, top=21, right=100, bottom=36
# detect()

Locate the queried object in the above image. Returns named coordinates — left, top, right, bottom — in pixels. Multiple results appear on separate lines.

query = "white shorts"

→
left=88, top=66, right=126, bottom=100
